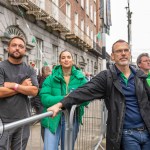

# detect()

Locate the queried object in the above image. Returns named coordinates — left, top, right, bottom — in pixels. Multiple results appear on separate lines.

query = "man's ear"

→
left=111, top=53, right=114, bottom=61
left=138, top=63, right=141, bottom=68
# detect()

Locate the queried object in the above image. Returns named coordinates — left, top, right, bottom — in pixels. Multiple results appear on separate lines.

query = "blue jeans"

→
left=44, top=115, right=79, bottom=150
left=121, top=129, right=150, bottom=150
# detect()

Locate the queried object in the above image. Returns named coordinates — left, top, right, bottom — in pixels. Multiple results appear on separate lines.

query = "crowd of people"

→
left=0, top=36, right=150, bottom=150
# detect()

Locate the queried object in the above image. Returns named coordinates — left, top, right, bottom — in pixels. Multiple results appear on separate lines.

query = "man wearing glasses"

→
left=136, top=53, right=150, bottom=87
left=47, top=39, right=150, bottom=150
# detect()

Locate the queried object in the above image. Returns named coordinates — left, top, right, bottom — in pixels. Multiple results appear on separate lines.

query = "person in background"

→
left=136, top=53, right=150, bottom=74
left=38, top=66, right=51, bottom=88
left=31, top=65, right=51, bottom=141
left=136, top=53, right=150, bottom=86
left=40, top=50, right=88, bottom=150
left=47, top=40, right=150, bottom=150
left=31, top=65, right=51, bottom=114
left=0, top=36, right=38, bottom=150
left=85, top=72, right=92, bottom=81
left=38, top=66, right=51, bottom=90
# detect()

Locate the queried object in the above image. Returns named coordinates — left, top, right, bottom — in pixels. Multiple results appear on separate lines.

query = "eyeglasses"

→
left=113, top=49, right=130, bottom=54
left=141, top=60, right=150, bottom=63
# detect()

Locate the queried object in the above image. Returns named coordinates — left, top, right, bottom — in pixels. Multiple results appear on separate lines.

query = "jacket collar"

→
left=109, top=64, right=147, bottom=80
left=52, top=65, right=85, bottom=82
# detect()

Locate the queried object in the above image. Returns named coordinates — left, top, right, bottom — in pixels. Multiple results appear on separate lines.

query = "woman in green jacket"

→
left=40, top=50, right=88, bottom=150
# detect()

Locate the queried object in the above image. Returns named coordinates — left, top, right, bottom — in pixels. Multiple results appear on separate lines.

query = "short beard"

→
left=118, top=60, right=130, bottom=66
left=9, top=53, right=24, bottom=59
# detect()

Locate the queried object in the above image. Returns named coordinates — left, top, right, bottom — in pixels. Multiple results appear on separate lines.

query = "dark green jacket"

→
left=40, top=65, right=88, bottom=133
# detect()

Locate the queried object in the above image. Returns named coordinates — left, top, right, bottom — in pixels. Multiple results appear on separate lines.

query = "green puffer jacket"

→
left=40, top=65, right=88, bottom=134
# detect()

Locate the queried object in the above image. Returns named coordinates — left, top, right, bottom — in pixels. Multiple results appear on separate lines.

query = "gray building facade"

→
left=0, top=0, right=104, bottom=75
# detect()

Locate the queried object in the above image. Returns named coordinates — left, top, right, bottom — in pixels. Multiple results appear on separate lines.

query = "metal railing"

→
left=0, top=112, right=53, bottom=133
left=0, top=110, right=74, bottom=150
left=0, top=101, right=107, bottom=150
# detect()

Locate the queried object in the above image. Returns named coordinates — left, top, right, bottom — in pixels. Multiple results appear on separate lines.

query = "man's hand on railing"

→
left=47, top=102, right=63, bottom=117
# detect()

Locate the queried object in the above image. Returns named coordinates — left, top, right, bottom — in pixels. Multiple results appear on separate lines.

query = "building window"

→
left=66, top=2, right=71, bottom=30
left=81, top=20, right=84, bottom=32
left=87, top=59, right=89, bottom=72
left=86, top=26, right=89, bottom=36
left=80, top=20, right=84, bottom=40
left=51, top=0, right=59, bottom=20
left=74, top=12, right=79, bottom=34
left=52, top=45, right=58, bottom=65
left=94, top=11, right=96, bottom=25
left=90, top=5, right=93, bottom=21
left=37, top=0, right=45, bottom=9
left=35, top=38, right=43, bottom=69
left=36, top=38, right=43, bottom=61
left=81, top=0, right=84, bottom=8
left=90, top=30, right=93, bottom=40
left=91, top=60, right=93, bottom=74
left=94, top=34, right=97, bottom=42
left=75, top=12, right=78, bottom=25
left=66, top=2, right=71, bottom=18
left=86, top=0, right=89, bottom=16
left=74, top=53, right=78, bottom=65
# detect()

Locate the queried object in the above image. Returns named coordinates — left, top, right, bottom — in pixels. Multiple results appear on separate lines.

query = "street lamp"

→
left=125, top=0, right=132, bottom=62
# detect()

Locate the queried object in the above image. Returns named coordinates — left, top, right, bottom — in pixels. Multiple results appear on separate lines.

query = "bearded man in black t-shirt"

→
left=0, top=36, right=38, bottom=150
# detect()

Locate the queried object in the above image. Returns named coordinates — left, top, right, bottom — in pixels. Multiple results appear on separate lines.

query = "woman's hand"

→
left=47, top=103, right=63, bottom=117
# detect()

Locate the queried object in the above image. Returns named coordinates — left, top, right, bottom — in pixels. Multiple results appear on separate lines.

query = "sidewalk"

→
left=26, top=123, right=106, bottom=150
left=101, top=138, right=106, bottom=150
left=26, top=123, right=43, bottom=150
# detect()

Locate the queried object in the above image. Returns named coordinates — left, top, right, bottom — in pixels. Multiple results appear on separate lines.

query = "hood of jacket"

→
left=109, top=64, right=147, bottom=80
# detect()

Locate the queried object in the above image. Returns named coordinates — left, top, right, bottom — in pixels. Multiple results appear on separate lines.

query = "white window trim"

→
left=81, top=0, right=84, bottom=8
left=90, top=5, right=93, bottom=21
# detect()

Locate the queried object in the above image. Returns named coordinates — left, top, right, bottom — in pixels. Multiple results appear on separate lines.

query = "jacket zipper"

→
left=66, top=83, right=69, bottom=95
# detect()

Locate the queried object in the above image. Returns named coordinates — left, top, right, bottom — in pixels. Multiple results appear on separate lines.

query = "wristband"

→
left=13, top=84, right=19, bottom=91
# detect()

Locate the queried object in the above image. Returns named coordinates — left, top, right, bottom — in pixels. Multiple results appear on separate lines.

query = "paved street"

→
left=26, top=123, right=106, bottom=150
left=26, top=123, right=44, bottom=150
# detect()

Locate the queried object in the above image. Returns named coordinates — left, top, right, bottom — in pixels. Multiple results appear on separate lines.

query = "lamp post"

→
left=101, top=19, right=107, bottom=71
left=125, top=0, right=132, bottom=62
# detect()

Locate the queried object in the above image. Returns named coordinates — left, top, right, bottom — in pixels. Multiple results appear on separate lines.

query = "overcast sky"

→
left=106, top=0, right=150, bottom=62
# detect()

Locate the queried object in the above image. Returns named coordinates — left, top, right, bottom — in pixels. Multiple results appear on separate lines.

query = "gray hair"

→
left=136, top=53, right=149, bottom=67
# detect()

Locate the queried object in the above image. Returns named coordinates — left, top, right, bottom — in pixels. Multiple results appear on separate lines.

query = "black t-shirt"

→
left=0, top=60, right=38, bottom=123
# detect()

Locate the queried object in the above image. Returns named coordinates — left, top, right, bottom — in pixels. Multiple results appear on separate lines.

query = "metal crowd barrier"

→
left=0, top=100, right=107, bottom=150
left=0, top=112, right=53, bottom=133
left=74, top=100, right=106, bottom=150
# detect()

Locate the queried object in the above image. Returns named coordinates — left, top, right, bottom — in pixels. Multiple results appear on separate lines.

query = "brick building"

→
left=0, top=0, right=107, bottom=75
